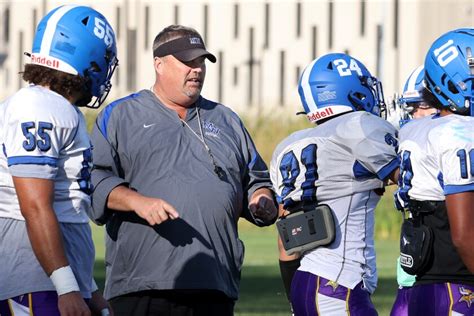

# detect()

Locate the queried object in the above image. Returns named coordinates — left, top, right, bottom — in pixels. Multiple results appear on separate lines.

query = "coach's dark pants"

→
left=109, top=289, right=235, bottom=316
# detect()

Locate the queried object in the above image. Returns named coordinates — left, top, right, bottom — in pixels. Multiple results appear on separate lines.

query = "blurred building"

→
left=0, top=0, right=472, bottom=112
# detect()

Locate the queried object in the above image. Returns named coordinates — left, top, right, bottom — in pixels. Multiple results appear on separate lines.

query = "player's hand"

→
left=385, top=93, right=403, bottom=130
left=249, top=188, right=278, bottom=225
left=88, top=290, right=113, bottom=316
left=58, top=291, right=91, bottom=316
left=131, top=196, right=179, bottom=226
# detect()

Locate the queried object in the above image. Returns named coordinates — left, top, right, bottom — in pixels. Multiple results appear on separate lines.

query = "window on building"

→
left=233, top=3, right=239, bottom=39
left=296, top=2, right=302, bottom=38
left=4, top=7, right=10, bottom=43
left=233, top=66, right=239, bottom=86
left=248, top=27, right=255, bottom=105
left=18, top=31, right=23, bottom=89
left=174, top=5, right=179, bottom=25
left=32, top=8, right=37, bottom=37
left=360, top=0, right=366, bottom=36
left=376, top=24, right=383, bottom=78
left=203, top=4, right=209, bottom=44
left=144, top=6, right=149, bottom=50
left=328, top=1, right=333, bottom=49
left=264, top=3, right=270, bottom=49
left=393, top=0, right=399, bottom=48
left=127, top=29, right=137, bottom=91
left=115, top=66, right=120, bottom=86
left=311, top=25, right=317, bottom=59
left=116, top=7, right=121, bottom=39
left=218, top=51, right=224, bottom=102
left=279, top=50, right=285, bottom=106
left=295, top=66, right=301, bottom=85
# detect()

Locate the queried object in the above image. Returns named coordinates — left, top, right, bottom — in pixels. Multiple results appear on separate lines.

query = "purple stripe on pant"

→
left=0, top=291, right=60, bottom=316
left=290, top=270, right=378, bottom=316
left=408, top=283, right=474, bottom=315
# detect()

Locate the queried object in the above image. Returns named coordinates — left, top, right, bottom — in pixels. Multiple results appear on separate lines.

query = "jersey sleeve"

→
left=429, top=118, right=474, bottom=195
left=4, top=95, right=78, bottom=179
left=351, top=115, right=400, bottom=180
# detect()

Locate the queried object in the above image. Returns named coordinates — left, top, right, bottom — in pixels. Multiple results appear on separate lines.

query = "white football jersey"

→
left=395, top=114, right=474, bottom=206
left=271, top=111, right=399, bottom=205
left=270, top=111, right=399, bottom=292
left=0, top=85, right=91, bottom=223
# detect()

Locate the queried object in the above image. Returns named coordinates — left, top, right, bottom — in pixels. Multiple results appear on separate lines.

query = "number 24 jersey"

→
left=270, top=111, right=399, bottom=207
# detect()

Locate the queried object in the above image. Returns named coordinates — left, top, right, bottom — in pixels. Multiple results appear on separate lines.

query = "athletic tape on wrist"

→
left=49, top=266, right=80, bottom=296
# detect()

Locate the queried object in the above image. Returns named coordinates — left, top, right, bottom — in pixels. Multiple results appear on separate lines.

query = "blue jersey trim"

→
left=444, top=183, right=474, bottom=195
left=353, top=161, right=376, bottom=179
left=8, top=156, right=58, bottom=167
left=2, top=143, right=6, bottom=158
left=99, top=93, right=139, bottom=139
left=437, top=172, right=444, bottom=189
left=376, top=157, right=400, bottom=181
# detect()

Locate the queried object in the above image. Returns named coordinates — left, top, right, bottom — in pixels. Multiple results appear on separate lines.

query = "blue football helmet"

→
left=424, top=28, right=474, bottom=116
left=298, top=53, right=385, bottom=123
left=31, top=5, right=118, bottom=108
left=398, top=65, right=426, bottom=125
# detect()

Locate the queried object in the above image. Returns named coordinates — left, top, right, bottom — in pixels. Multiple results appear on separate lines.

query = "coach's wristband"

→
left=49, top=266, right=80, bottom=296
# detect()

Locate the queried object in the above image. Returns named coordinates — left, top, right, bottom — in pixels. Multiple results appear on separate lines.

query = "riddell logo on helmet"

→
left=31, top=54, right=60, bottom=69
left=307, top=107, right=334, bottom=121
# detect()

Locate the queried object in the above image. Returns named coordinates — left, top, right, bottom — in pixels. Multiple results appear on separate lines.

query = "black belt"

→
left=408, top=200, right=444, bottom=214
left=286, top=200, right=318, bottom=213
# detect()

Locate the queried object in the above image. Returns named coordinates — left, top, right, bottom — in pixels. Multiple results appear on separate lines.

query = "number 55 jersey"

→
left=270, top=111, right=399, bottom=293
left=0, top=84, right=92, bottom=223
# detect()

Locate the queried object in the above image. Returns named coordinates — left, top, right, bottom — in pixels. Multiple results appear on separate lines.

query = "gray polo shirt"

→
left=90, top=90, right=272, bottom=300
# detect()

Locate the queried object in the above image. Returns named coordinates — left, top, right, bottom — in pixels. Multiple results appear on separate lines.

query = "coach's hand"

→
left=58, top=291, right=91, bottom=316
left=132, top=195, right=179, bottom=226
left=249, top=188, right=278, bottom=226
left=107, top=186, right=179, bottom=226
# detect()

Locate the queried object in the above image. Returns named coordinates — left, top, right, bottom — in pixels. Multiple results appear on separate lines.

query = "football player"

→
left=271, top=53, right=399, bottom=315
left=389, top=65, right=437, bottom=316
left=394, top=28, right=474, bottom=315
left=0, top=5, right=118, bottom=315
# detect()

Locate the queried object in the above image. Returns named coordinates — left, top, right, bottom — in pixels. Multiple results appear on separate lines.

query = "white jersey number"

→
left=334, top=59, right=363, bottom=77
left=433, top=39, right=458, bottom=67
left=93, top=17, right=114, bottom=46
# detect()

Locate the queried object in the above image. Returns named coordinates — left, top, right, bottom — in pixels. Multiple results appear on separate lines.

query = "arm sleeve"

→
left=352, top=118, right=400, bottom=181
left=238, top=121, right=275, bottom=226
left=89, top=111, right=128, bottom=224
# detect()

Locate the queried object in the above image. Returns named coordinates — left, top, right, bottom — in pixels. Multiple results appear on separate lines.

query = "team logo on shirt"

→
left=458, top=287, right=474, bottom=308
left=203, top=121, right=220, bottom=138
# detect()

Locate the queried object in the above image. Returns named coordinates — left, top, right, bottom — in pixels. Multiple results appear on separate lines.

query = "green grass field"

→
left=91, top=219, right=399, bottom=316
